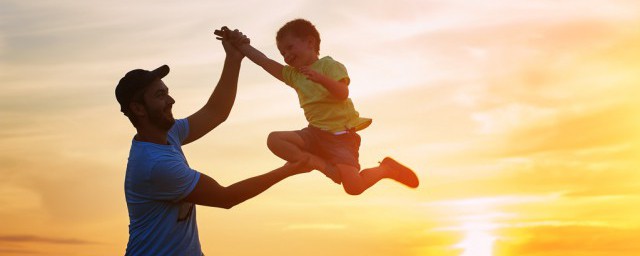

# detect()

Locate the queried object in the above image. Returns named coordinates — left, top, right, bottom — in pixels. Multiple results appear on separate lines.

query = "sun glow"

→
left=455, top=222, right=497, bottom=256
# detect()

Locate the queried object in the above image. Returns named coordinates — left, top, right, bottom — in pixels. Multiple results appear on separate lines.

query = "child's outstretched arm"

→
left=215, top=27, right=284, bottom=82
left=237, top=43, right=285, bottom=83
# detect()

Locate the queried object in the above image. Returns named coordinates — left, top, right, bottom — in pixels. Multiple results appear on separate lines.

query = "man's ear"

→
left=129, top=102, right=146, bottom=117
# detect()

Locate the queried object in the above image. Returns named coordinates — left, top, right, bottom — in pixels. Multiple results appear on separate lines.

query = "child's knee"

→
left=343, top=184, right=364, bottom=196
left=336, top=165, right=362, bottom=195
left=266, top=132, right=283, bottom=147
left=267, top=131, right=278, bottom=141
left=341, top=179, right=364, bottom=195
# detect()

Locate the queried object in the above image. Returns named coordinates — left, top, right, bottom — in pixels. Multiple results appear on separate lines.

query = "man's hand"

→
left=184, top=154, right=316, bottom=209
left=215, top=26, right=249, bottom=60
left=283, top=155, right=314, bottom=175
left=214, top=26, right=250, bottom=43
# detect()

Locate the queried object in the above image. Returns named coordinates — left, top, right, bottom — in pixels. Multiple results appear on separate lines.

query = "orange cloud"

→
left=496, top=225, right=640, bottom=256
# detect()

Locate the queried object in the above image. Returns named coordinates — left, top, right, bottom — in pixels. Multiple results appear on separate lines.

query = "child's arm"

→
left=298, top=66, right=349, bottom=100
left=215, top=27, right=285, bottom=82
left=237, top=44, right=285, bottom=83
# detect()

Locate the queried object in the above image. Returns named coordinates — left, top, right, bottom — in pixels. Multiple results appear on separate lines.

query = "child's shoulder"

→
left=316, top=56, right=347, bottom=69
left=318, top=56, right=338, bottom=63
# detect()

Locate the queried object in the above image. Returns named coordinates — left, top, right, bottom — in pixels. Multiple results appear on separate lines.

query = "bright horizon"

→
left=1, top=1, right=639, bottom=255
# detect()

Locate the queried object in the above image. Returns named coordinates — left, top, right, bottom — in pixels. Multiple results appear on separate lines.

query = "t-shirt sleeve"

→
left=149, top=159, right=201, bottom=202
left=170, top=118, right=190, bottom=143
left=325, top=59, right=350, bottom=85
left=281, top=65, right=297, bottom=88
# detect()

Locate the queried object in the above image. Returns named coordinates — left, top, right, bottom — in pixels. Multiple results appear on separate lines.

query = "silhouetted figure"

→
left=218, top=19, right=419, bottom=195
left=116, top=28, right=313, bottom=256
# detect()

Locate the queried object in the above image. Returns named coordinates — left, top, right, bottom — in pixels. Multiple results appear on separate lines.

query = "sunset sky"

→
left=1, top=0, right=639, bottom=255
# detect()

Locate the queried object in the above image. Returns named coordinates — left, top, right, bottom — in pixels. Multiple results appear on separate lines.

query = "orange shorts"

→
left=295, top=125, right=361, bottom=170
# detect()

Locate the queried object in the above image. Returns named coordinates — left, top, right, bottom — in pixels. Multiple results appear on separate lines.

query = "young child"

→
left=219, top=19, right=419, bottom=195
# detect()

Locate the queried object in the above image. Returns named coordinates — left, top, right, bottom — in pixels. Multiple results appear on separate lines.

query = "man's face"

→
left=141, top=79, right=175, bottom=131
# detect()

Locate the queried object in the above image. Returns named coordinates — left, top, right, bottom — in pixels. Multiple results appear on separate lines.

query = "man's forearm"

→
left=183, top=159, right=311, bottom=208
left=205, top=56, right=242, bottom=120
left=183, top=55, right=242, bottom=144
left=220, top=165, right=299, bottom=208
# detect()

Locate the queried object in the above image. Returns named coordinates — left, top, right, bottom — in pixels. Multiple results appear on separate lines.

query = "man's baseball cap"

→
left=115, top=65, right=170, bottom=113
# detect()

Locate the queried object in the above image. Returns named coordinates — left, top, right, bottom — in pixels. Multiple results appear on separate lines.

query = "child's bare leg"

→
left=336, top=164, right=387, bottom=195
left=337, top=158, right=419, bottom=195
left=267, top=131, right=341, bottom=183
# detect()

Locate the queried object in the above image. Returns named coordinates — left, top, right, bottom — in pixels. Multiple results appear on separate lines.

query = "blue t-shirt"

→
left=124, top=119, right=202, bottom=256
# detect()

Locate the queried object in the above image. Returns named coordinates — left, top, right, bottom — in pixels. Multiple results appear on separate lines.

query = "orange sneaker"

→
left=380, top=157, right=419, bottom=188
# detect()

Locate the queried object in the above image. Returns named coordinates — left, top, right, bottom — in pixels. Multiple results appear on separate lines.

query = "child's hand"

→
left=227, top=29, right=250, bottom=46
left=299, top=66, right=350, bottom=100
left=215, top=26, right=250, bottom=60
left=298, top=66, right=326, bottom=84
left=214, top=26, right=250, bottom=46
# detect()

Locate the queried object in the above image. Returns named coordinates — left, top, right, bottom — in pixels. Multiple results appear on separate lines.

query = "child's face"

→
left=277, top=33, right=317, bottom=67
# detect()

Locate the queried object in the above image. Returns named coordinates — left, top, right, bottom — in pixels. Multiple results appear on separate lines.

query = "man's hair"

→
left=276, top=19, right=321, bottom=55
left=122, top=88, right=148, bottom=126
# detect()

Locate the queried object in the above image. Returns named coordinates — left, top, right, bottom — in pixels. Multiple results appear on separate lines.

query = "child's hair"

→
left=276, top=19, right=321, bottom=55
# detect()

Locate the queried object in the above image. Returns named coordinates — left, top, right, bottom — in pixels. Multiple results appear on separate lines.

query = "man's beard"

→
left=146, top=105, right=175, bottom=131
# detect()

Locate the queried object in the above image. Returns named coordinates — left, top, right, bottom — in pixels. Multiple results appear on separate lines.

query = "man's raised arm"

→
left=183, top=29, right=246, bottom=145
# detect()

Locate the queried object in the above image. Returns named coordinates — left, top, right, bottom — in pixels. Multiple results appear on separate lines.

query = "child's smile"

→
left=277, top=33, right=318, bottom=67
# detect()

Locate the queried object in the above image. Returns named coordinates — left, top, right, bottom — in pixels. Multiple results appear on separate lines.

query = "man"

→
left=115, top=28, right=312, bottom=256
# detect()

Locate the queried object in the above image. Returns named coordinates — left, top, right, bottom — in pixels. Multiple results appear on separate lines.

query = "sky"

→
left=1, top=0, right=639, bottom=255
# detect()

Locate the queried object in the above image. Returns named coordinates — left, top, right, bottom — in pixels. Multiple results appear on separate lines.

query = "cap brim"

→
left=150, top=65, right=170, bottom=79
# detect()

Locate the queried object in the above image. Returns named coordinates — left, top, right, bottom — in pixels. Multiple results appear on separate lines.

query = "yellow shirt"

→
left=282, top=56, right=372, bottom=133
